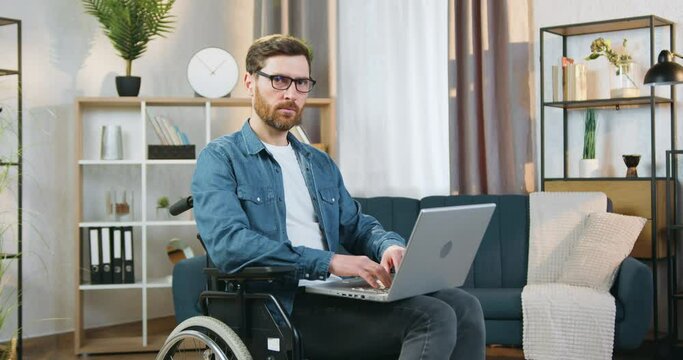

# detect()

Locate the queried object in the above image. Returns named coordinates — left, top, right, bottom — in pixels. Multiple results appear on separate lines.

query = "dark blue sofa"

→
left=173, top=194, right=653, bottom=350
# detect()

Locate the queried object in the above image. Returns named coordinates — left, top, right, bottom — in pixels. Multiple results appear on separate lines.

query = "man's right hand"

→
left=328, top=254, right=393, bottom=289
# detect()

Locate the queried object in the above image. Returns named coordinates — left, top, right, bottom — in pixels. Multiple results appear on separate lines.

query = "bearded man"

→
left=191, top=34, right=485, bottom=359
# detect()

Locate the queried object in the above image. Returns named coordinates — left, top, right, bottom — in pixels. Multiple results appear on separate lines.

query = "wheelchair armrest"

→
left=204, top=266, right=297, bottom=282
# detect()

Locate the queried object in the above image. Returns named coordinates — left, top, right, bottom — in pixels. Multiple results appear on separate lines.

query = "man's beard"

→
left=254, top=86, right=303, bottom=131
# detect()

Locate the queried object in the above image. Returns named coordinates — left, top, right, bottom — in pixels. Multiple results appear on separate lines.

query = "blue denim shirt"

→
left=191, top=120, right=406, bottom=312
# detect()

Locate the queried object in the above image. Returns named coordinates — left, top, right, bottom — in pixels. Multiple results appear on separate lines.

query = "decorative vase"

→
left=579, top=158, right=600, bottom=178
left=610, top=60, right=640, bottom=98
left=100, top=125, right=123, bottom=160
left=115, top=76, right=141, bottom=97
left=622, top=154, right=641, bottom=178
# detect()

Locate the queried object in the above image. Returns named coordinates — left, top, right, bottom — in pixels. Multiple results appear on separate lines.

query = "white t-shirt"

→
left=263, top=143, right=327, bottom=249
left=264, top=142, right=341, bottom=285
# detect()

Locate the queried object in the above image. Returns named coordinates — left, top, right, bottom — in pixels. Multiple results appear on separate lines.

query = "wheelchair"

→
left=156, top=196, right=305, bottom=360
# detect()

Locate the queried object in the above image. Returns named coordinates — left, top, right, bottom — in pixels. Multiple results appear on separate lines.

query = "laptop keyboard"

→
left=350, top=286, right=390, bottom=294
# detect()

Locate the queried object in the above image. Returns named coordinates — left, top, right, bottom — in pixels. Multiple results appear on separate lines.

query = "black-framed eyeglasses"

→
left=255, top=71, right=317, bottom=93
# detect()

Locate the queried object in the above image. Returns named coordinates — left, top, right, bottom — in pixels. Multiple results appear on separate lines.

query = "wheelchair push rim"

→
left=157, top=316, right=252, bottom=360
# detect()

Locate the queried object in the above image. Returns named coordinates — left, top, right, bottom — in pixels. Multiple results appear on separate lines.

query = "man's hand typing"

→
left=380, top=245, right=406, bottom=274
left=329, top=254, right=393, bottom=289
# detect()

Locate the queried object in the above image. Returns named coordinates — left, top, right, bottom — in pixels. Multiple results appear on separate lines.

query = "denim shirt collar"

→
left=240, top=119, right=312, bottom=158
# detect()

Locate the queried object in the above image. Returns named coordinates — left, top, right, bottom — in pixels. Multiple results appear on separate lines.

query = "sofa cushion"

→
left=462, top=287, right=522, bottom=320
left=558, top=212, right=646, bottom=291
left=422, top=195, right=529, bottom=288
left=354, top=197, right=420, bottom=240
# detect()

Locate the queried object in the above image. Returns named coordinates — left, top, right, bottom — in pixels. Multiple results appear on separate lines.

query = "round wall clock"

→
left=187, top=47, right=239, bottom=98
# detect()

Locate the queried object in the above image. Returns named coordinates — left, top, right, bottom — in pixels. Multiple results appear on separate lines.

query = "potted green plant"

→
left=82, top=0, right=176, bottom=96
left=580, top=109, right=599, bottom=177
left=156, top=195, right=170, bottom=220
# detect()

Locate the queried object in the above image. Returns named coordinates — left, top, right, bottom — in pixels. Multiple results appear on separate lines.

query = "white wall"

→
left=0, top=0, right=256, bottom=339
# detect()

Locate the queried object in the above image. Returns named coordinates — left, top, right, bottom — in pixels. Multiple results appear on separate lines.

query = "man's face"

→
left=250, top=55, right=310, bottom=131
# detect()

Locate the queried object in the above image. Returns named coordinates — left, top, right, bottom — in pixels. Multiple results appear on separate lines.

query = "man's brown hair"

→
left=246, top=34, right=313, bottom=75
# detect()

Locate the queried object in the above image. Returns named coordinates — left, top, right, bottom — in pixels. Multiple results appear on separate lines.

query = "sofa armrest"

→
left=172, top=255, right=207, bottom=323
left=610, top=256, right=652, bottom=350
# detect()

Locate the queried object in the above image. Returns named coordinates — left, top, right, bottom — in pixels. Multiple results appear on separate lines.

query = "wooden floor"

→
left=19, top=317, right=660, bottom=359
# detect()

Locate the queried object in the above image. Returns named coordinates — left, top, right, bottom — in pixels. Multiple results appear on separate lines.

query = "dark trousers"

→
left=290, top=287, right=486, bottom=360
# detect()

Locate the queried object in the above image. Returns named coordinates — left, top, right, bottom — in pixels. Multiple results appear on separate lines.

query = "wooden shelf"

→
left=541, top=15, right=673, bottom=36
left=74, top=80, right=332, bottom=356
left=79, top=158, right=198, bottom=166
left=79, top=221, right=143, bottom=228
left=543, top=96, right=673, bottom=110
left=79, top=282, right=144, bottom=291
left=146, top=159, right=196, bottom=165
left=77, top=96, right=333, bottom=107
left=79, top=159, right=143, bottom=165
left=146, top=220, right=195, bottom=226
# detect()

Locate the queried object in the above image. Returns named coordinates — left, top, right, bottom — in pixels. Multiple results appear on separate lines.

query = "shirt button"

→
left=331, top=197, right=335, bottom=202
left=312, top=196, right=317, bottom=200
left=275, top=168, right=280, bottom=173
left=278, top=197, right=283, bottom=202
left=305, top=273, right=310, bottom=278
left=256, top=197, right=261, bottom=202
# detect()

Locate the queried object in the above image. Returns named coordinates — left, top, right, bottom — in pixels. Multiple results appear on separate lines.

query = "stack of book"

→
left=148, top=114, right=190, bottom=145
left=147, top=113, right=195, bottom=159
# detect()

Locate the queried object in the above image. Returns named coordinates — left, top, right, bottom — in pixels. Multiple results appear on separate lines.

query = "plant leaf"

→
left=82, top=0, right=176, bottom=74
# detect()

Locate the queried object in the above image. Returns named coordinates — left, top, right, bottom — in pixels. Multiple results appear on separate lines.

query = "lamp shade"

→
left=643, top=50, right=683, bottom=85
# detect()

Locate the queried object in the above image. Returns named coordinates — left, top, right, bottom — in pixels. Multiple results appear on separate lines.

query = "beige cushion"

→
left=558, top=212, right=646, bottom=291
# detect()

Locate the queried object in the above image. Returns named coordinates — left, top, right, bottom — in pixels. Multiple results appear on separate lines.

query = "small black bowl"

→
left=622, top=154, right=641, bottom=167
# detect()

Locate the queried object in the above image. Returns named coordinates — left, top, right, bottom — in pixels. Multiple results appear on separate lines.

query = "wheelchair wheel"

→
left=157, top=316, right=252, bottom=360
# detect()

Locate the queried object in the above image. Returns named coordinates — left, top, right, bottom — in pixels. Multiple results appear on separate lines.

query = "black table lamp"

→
left=644, top=50, right=683, bottom=85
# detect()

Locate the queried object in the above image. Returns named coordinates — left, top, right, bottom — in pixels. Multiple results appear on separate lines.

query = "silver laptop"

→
left=305, top=203, right=496, bottom=302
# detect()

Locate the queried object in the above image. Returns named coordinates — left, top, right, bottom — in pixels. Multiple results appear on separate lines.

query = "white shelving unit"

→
left=73, top=96, right=335, bottom=354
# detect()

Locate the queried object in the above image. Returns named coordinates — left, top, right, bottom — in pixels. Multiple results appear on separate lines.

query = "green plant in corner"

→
left=0, top=112, right=18, bottom=360
left=583, top=109, right=597, bottom=160
left=82, top=0, right=176, bottom=77
left=0, top=252, right=17, bottom=360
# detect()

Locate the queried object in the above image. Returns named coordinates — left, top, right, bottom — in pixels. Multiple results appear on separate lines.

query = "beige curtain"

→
left=449, top=0, right=536, bottom=195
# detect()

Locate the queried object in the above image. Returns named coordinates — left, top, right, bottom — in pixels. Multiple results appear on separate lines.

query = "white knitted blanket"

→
left=522, top=192, right=614, bottom=360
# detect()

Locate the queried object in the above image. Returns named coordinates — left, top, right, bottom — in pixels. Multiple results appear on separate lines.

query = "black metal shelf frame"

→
left=0, top=16, right=22, bottom=360
left=540, top=15, right=676, bottom=345
left=666, top=150, right=683, bottom=345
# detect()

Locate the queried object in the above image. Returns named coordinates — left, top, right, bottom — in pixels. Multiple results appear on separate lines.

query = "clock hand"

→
left=210, top=59, right=227, bottom=74
left=196, top=56, right=213, bottom=72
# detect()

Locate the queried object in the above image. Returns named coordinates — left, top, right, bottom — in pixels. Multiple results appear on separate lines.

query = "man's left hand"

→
left=380, top=245, right=406, bottom=275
